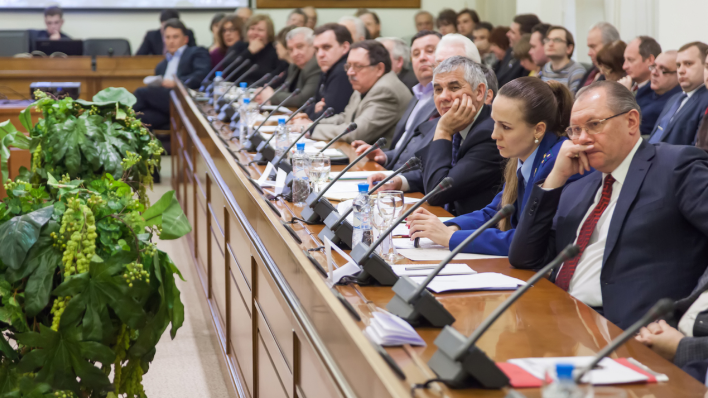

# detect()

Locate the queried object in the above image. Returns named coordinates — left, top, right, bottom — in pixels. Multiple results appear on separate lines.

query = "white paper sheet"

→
left=143, top=75, right=163, bottom=87
left=256, top=162, right=275, bottom=187
left=259, top=105, right=293, bottom=114
left=275, top=168, right=287, bottom=195
left=507, top=357, right=651, bottom=385
left=393, top=238, right=444, bottom=250
left=329, top=170, right=394, bottom=180
left=409, top=273, right=525, bottom=293
left=323, top=236, right=360, bottom=287
left=391, top=263, right=476, bottom=277
left=364, top=310, right=426, bottom=346
left=398, top=247, right=507, bottom=261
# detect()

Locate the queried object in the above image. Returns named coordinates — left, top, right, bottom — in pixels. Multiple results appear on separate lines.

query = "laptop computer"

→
left=34, top=39, right=83, bottom=56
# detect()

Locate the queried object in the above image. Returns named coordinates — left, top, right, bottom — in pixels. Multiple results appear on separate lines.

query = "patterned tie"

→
left=649, top=93, right=688, bottom=143
left=451, top=132, right=462, bottom=167
left=555, top=174, right=616, bottom=291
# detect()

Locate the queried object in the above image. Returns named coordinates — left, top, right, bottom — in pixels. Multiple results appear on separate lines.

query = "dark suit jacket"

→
left=271, top=56, right=321, bottom=108
left=397, top=67, right=418, bottom=92
left=575, top=65, right=605, bottom=93
left=136, top=28, right=196, bottom=56
left=636, top=83, right=681, bottom=136
left=383, top=96, right=437, bottom=169
left=509, top=140, right=708, bottom=329
left=395, top=119, right=439, bottom=193
left=234, top=42, right=288, bottom=85
left=648, top=86, right=708, bottom=145
left=305, top=53, right=354, bottom=120
left=155, top=46, right=211, bottom=90
left=416, top=105, right=504, bottom=216
left=495, top=47, right=529, bottom=88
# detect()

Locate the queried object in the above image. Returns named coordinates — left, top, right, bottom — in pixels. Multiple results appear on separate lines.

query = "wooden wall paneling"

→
left=256, top=333, right=290, bottom=398
left=292, top=326, right=343, bottom=398
left=256, top=301, right=293, bottom=397
left=226, top=210, right=252, bottom=303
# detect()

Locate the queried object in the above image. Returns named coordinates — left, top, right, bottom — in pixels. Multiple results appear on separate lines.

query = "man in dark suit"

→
left=648, top=42, right=708, bottom=145
left=576, top=22, right=618, bottom=91
left=136, top=9, right=196, bottom=56
left=509, top=81, right=708, bottom=330
left=496, top=14, right=540, bottom=87
left=621, top=36, right=662, bottom=135
left=29, top=6, right=71, bottom=52
left=133, top=19, right=211, bottom=134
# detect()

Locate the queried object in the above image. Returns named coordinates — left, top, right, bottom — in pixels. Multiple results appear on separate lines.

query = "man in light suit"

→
left=648, top=42, right=708, bottom=145
left=293, top=40, right=412, bottom=145
left=509, top=81, right=708, bottom=330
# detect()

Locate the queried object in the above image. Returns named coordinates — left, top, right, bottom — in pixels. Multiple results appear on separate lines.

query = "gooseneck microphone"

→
left=251, top=72, right=285, bottom=104
left=427, top=244, right=580, bottom=389
left=257, top=81, right=289, bottom=112
left=251, top=97, right=316, bottom=164
left=200, top=50, right=239, bottom=91
left=574, top=298, right=675, bottom=383
left=386, top=205, right=515, bottom=328
left=300, top=137, right=386, bottom=224
left=270, top=107, right=335, bottom=173
left=318, top=123, right=357, bottom=153
left=214, top=60, right=253, bottom=106
left=240, top=88, right=301, bottom=151
left=319, top=157, right=423, bottom=249
left=216, top=67, right=265, bottom=121
left=350, top=177, right=454, bottom=286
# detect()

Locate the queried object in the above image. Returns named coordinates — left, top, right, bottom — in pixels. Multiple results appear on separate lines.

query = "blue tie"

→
left=451, top=132, right=462, bottom=167
left=649, top=93, right=687, bottom=143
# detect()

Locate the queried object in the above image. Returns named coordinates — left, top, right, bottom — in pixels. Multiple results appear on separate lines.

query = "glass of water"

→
left=376, top=190, right=405, bottom=263
left=308, top=154, right=330, bottom=193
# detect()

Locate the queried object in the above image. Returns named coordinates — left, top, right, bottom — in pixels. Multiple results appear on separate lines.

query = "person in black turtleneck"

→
left=304, top=23, right=355, bottom=119
left=229, top=14, right=287, bottom=85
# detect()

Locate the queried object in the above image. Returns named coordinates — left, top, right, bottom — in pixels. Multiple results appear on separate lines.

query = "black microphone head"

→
left=373, top=137, right=387, bottom=149
left=649, top=298, right=675, bottom=320
left=561, top=244, right=581, bottom=261
left=499, top=204, right=515, bottom=217
left=437, top=177, right=454, bottom=191
left=324, top=107, right=335, bottom=117
left=405, top=157, right=422, bottom=170
left=292, top=88, right=302, bottom=96
left=345, top=122, right=357, bottom=133
left=304, top=97, right=316, bottom=106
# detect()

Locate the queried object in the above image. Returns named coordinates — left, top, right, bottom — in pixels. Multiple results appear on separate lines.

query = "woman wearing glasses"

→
left=406, top=78, right=591, bottom=255
left=210, top=14, right=246, bottom=70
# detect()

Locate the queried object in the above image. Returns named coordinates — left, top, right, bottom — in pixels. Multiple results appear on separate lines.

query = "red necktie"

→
left=556, top=174, right=615, bottom=291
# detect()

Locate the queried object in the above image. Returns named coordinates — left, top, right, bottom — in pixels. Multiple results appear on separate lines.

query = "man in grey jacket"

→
left=254, top=27, right=320, bottom=108
left=291, top=40, right=412, bottom=146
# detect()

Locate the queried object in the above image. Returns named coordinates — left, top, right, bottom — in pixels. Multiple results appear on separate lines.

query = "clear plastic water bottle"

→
left=274, top=117, right=290, bottom=159
left=237, top=82, right=248, bottom=105
left=212, top=71, right=225, bottom=101
left=352, top=183, right=373, bottom=247
left=291, top=142, right=310, bottom=206
left=542, top=364, right=588, bottom=398
left=238, top=98, right=252, bottom=143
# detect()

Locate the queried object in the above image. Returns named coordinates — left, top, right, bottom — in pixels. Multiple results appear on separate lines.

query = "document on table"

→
left=256, top=162, right=276, bottom=187
left=507, top=357, right=652, bottom=385
left=329, top=170, right=394, bottom=180
left=397, top=246, right=507, bottom=261
left=322, top=181, right=363, bottom=201
left=364, top=310, right=425, bottom=346
left=391, top=263, right=476, bottom=277
left=409, top=273, right=525, bottom=293
left=259, top=105, right=293, bottom=114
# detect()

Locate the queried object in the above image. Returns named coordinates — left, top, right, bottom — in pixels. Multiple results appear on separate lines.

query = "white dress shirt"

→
left=163, top=45, right=187, bottom=80
left=679, top=291, right=708, bottom=337
left=561, top=138, right=642, bottom=307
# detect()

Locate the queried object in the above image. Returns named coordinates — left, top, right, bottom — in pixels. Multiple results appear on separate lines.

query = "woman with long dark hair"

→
left=406, top=77, right=590, bottom=255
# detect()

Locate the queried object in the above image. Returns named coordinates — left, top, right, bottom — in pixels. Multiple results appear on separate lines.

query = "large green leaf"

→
left=158, top=251, right=185, bottom=339
left=19, top=105, right=33, bottom=133
left=6, top=221, right=60, bottom=286
left=23, top=223, right=61, bottom=317
left=0, top=334, right=18, bottom=361
left=45, top=117, right=87, bottom=176
left=0, top=206, right=54, bottom=270
left=76, top=87, right=137, bottom=108
left=0, top=121, right=31, bottom=184
left=15, top=325, right=115, bottom=393
left=53, top=255, right=145, bottom=341
left=141, top=191, right=191, bottom=240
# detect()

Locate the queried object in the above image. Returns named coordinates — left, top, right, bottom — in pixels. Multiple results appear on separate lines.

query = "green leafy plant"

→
left=0, top=88, right=192, bottom=398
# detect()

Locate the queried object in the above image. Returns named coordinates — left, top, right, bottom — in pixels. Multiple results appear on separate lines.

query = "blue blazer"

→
left=636, top=84, right=681, bottom=136
left=648, top=86, right=708, bottom=145
left=154, top=46, right=212, bottom=90
left=509, top=140, right=708, bottom=329
left=445, top=134, right=584, bottom=256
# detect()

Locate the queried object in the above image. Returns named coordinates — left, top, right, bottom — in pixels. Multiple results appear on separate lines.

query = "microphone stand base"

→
left=428, top=326, right=510, bottom=389
left=320, top=211, right=353, bottom=249
left=350, top=244, right=399, bottom=286
left=301, top=194, right=337, bottom=224
left=242, top=133, right=265, bottom=153
left=386, top=276, right=455, bottom=327
left=218, top=106, right=236, bottom=123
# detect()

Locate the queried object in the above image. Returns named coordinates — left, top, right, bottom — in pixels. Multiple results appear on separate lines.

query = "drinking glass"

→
left=308, top=154, right=330, bottom=193
left=376, top=190, right=405, bottom=263
left=369, top=197, right=387, bottom=256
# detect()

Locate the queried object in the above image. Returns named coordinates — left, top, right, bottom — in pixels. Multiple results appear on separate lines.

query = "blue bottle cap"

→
left=239, top=82, right=247, bottom=88
left=556, top=363, right=574, bottom=381
left=243, top=98, right=250, bottom=104
left=358, top=182, right=369, bottom=192
left=215, top=71, right=223, bottom=77
left=296, top=142, right=305, bottom=151
left=278, top=117, right=286, bottom=125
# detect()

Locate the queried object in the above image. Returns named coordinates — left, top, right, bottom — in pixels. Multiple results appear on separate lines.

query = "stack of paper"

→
left=391, top=263, right=476, bottom=277
left=507, top=357, right=653, bottom=385
left=409, top=273, right=525, bottom=293
left=364, top=311, right=426, bottom=346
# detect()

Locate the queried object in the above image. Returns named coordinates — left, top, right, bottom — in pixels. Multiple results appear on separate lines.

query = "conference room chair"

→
left=0, top=30, right=30, bottom=57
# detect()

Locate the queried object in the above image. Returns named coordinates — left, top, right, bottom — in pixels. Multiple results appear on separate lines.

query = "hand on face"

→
left=406, top=208, right=458, bottom=246
left=367, top=173, right=402, bottom=192
left=542, top=140, right=594, bottom=189
left=635, top=320, right=685, bottom=361
left=437, top=94, right=477, bottom=139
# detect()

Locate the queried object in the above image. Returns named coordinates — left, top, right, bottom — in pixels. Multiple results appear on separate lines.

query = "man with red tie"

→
left=509, top=80, right=708, bottom=330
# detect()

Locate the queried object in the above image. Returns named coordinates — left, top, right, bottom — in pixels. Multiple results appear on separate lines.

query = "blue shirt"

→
left=163, top=45, right=187, bottom=80
left=517, top=145, right=539, bottom=186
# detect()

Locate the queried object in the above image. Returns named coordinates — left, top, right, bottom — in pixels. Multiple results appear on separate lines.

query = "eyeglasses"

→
left=543, top=37, right=567, bottom=45
left=648, top=64, right=677, bottom=75
left=565, top=111, right=630, bottom=139
left=344, top=63, right=375, bottom=73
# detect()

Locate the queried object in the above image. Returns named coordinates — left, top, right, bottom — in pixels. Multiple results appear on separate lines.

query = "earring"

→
left=534, top=138, right=539, bottom=144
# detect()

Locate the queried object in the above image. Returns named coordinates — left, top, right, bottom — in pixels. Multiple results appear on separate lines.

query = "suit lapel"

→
left=665, top=87, right=706, bottom=138
left=391, top=99, right=419, bottom=146
left=602, top=141, right=655, bottom=266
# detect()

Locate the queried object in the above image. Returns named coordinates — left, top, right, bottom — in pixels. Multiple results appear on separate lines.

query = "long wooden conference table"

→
left=169, top=80, right=706, bottom=398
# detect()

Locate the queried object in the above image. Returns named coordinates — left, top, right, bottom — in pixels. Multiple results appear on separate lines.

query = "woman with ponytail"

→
left=406, top=77, right=591, bottom=255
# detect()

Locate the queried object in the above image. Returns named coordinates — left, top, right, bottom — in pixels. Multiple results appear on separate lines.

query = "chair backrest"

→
left=0, top=30, right=30, bottom=57
left=83, top=39, right=131, bottom=56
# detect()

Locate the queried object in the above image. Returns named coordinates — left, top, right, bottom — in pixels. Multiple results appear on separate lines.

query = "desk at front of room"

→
left=169, top=81, right=708, bottom=398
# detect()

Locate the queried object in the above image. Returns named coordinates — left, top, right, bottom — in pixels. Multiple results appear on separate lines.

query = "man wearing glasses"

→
left=539, top=26, right=586, bottom=93
left=638, top=51, right=682, bottom=138
left=509, top=80, right=708, bottom=330
left=294, top=40, right=412, bottom=145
